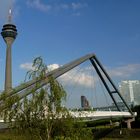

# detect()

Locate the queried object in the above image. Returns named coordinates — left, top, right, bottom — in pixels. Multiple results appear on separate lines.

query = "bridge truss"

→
left=0, top=53, right=133, bottom=116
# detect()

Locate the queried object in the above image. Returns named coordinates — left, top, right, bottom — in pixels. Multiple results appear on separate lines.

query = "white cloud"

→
left=47, top=64, right=60, bottom=71
left=107, top=64, right=140, bottom=78
left=26, top=0, right=52, bottom=12
left=58, top=67, right=95, bottom=88
left=71, top=2, right=88, bottom=10
left=83, top=63, right=140, bottom=78
left=19, top=62, right=94, bottom=87
left=20, top=63, right=34, bottom=71
left=20, top=62, right=60, bottom=72
left=59, top=63, right=140, bottom=88
left=26, top=1, right=88, bottom=14
left=20, top=61, right=140, bottom=88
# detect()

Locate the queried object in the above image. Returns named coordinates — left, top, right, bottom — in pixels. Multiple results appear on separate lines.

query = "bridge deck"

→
left=70, top=111, right=137, bottom=120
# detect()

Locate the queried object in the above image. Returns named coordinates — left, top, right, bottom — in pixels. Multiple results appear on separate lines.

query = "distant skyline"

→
left=0, top=0, right=140, bottom=108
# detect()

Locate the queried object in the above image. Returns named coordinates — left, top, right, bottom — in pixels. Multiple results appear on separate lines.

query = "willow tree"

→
left=2, top=57, right=93, bottom=140
left=2, top=57, right=68, bottom=140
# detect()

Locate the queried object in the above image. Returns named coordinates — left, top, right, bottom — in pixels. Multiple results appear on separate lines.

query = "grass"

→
left=0, top=128, right=140, bottom=140
left=101, top=138, right=140, bottom=140
left=101, top=128, right=140, bottom=140
left=0, top=130, right=39, bottom=140
left=0, top=133, right=27, bottom=140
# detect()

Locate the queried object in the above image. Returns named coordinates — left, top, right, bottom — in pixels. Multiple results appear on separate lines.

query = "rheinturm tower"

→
left=1, top=9, right=17, bottom=92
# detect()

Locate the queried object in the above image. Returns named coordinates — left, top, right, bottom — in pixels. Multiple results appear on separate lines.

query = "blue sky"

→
left=0, top=0, right=140, bottom=107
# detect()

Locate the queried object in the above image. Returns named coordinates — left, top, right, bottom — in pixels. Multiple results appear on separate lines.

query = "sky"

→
left=0, top=0, right=140, bottom=108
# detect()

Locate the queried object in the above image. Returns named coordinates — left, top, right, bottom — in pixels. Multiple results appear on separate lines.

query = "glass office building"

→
left=119, top=80, right=140, bottom=106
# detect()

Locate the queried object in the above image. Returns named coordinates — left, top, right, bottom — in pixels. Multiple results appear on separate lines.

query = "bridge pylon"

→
left=89, top=56, right=133, bottom=115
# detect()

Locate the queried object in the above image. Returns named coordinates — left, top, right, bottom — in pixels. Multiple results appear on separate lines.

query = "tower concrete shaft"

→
left=5, top=38, right=14, bottom=92
left=1, top=24, right=17, bottom=93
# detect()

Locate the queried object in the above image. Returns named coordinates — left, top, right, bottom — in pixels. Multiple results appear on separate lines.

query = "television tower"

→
left=1, top=8, right=18, bottom=92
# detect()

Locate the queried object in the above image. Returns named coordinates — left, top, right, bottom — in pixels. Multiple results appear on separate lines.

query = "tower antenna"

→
left=8, top=8, right=12, bottom=23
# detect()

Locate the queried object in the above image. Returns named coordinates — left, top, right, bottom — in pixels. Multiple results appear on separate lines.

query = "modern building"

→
left=81, top=96, right=90, bottom=109
left=119, top=80, right=140, bottom=106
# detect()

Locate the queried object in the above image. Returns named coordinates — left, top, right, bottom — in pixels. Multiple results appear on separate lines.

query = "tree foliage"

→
left=131, top=105, right=140, bottom=128
left=1, top=57, right=92, bottom=140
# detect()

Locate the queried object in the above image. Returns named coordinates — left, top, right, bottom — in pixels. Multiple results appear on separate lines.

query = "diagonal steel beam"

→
left=89, top=57, right=121, bottom=111
left=0, top=54, right=95, bottom=105
left=90, top=56, right=133, bottom=115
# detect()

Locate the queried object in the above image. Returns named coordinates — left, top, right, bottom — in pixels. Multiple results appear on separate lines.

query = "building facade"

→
left=81, top=96, right=90, bottom=109
left=119, top=80, right=140, bottom=106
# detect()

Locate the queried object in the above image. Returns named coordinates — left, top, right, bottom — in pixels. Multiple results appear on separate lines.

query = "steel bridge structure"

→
left=0, top=53, right=135, bottom=118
